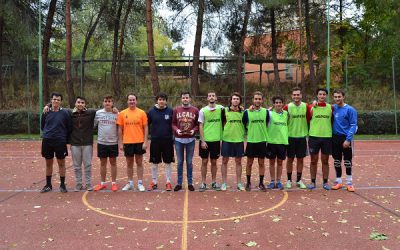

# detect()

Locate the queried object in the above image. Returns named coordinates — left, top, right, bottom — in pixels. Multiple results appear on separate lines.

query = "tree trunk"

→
left=65, top=0, right=75, bottom=107
left=339, top=0, right=344, bottom=74
left=42, top=0, right=57, bottom=102
left=116, top=0, right=134, bottom=88
left=0, top=9, right=4, bottom=107
left=270, top=7, right=281, bottom=93
left=235, top=0, right=252, bottom=94
left=298, top=0, right=305, bottom=85
left=111, top=0, right=123, bottom=98
left=304, top=0, right=316, bottom=86
left=191, top=0, right=204, bottom=96
left=146, top=0, right=160, bottom=95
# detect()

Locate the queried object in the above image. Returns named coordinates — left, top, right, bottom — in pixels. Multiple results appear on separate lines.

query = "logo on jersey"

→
left=164, top=114, right=170, bottom=120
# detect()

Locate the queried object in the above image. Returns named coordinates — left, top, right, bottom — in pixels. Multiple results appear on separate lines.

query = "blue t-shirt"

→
left=333, top=104, right=358, bottom=141
left=41, top=108, right=72, bottom=142
left=147, top=105, right=173, bottom=139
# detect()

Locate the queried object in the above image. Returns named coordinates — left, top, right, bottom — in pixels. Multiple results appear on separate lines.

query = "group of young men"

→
left=39, top=87, right=357, bottom=193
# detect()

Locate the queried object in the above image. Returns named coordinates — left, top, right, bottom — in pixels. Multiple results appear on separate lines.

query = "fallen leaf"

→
left=34, top=206, right=41, bottom=209
left=156, top=245, right=164, bottom=249
left=245, top=241, right=257, bottom=247
left=322, top=232, right=329, bottom=237
left=48, top=238, right=54, bottom=242
left=338, top=219, right=348, bottom=224
left=233, top=219, right=240, bottom=223
left=370, top=232, right=388, bottom=241
left=142, top=228, right=148, bottom=232
left=145, top=207, right=150, bottom=211
left=117, top=227, right=125, bottom=230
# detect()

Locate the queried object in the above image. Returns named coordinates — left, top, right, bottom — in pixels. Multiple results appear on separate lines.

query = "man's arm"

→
left=118, top=126, right=124, bottom=151
left=143, top=124, right=149, bottom=150
left=346, top=107, right=358, bottom=142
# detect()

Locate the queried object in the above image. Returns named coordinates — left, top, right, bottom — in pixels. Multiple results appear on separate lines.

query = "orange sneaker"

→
left=331, top=182, right=344, bottom=190
left=148, top=182, right=158, bottom=191
left=166, top=182, right=172, bottom=191
left=94, top=184, right=107, bottom=191
left=111, top=183, right=118, bottom=192
left=346, top=184, right=355, bottom=192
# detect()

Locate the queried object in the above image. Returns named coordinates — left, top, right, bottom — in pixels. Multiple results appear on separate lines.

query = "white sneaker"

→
left=221, top=183, right=227, bottom=191
left=122, top=183, right=133, bottom=191
left=138, top=183, right=145, bottom=192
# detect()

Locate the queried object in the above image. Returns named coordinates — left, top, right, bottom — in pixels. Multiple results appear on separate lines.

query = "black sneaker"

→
left=245, top=182, right=251, bottom=192
left=40, top=185, right=52, bottom=193
left=258, top=183, right=267, bottom=192
left=60, top=185, right=68, bottom=193
left=188, top=184, right=195, bottom=191
left=174, top=185, right=182, bottom=192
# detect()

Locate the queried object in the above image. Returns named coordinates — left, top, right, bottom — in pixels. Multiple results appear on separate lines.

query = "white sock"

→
left=335, top=178, right=342, bottom=184
left=346, top=175, right=352, bottom=185
left=128, top=180, right=134, bottom=186
left=138, top=180, right=143, bottom=185
left=101, top=181, right=106, bottom=185
left=151, top=164, right=158, bottom=184
left=112, top=182, right=116, bottom=184
left=165, top=163, right=172, bottom=183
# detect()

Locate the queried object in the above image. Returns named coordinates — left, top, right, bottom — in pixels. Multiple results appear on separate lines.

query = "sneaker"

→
left=237, top=183, right=245, bottom=191
left=122, top=183, right=133, bottom=191
left=346, top=184, right=355, bottom=192
left=258, top=183, right=267, bottom=192
left=138, top=183, right=146, bottom=192
left=323, top=183, right=331, bottom=191
left=40, top=185, right=52, bottom=193
left=166, top=182, right=172, bottom=191
left=199, top=183, right=207, bottom=192
left=85, top=184, right=93, bottom=191
left=174, top=185, right=182, bottom=192
left=188, top=184, right=195, bottom=191
left=211, top=182, right=221, bottom=191
left=74, top=183, right=83, bottom=192
left=245, top=182, right=251, bottom=191
left=94, top=184, right=107, bottom=191
left=148, top=182, right=158, bottom=191
left=60, top=185, right=68, bottom=193
left=220, top=183, right=227, bottom=191
left=286, top=180, right=292, bottom=189
left=296, top=180, right=307, bottom=189
left=111, top=183, right=118, bottom=192
left=276, top=182, right=284, bottom=190
left=307, top=183, right=316, bottom=190
left=331, top=182, right=344, bottom=190
left=267, top=182, right=276, bottom=189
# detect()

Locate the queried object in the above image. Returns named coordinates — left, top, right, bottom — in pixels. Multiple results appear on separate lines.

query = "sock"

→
left=101, top=181, right=106, bottom=185
left=112, top=182, right=116, bottom=184
left=259, top=175, right=264, bottom=185
left=335, top=178, right=342, bottom=184
left=246, top=175, right=251, bottom=184
left=151, top=164, right=158, bottom=184
left=311, top=178, right=316, bottom=184
left=296, top=172, right=302, bottom=182
left=270, top=179, right=275, bottom=183
left=346, top=175, right=353, bottom=185
left=323, top=178, right=328, bottom=184
left=46, top=176, right=52, bottom=186
left=138, top=180, right=143, bottom=185
left=60, top=176, right=65, bottom=186
left=128, top=180, right=134, bottom=186
left=287, top=172, right=292, bottom=181
left=165, top=163, right=172, bottom=183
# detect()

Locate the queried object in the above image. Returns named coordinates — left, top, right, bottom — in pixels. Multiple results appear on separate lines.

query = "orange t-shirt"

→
left=116, top=108, right=148, bottom=144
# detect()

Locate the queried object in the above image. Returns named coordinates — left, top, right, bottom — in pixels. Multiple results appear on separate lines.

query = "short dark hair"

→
left=180, top=91, right=191, bottom=98
left=103, top=95, right=113, bottom=101
left=127, top=93, right=137, bottom=100
left=75, top=96, right=87, bottom=103
left=292, top=87, right=302, bottom=93
left=316, top=88, right=328, bottom=95
left=50, top=92, right=63, bottom=101
left=272, top=96, right=284, bottom=103
left=156, top=92, right=168, bottom=101
left=333, top=89, right=345, bottom=97
left=229, top=92, right=242, bottom=105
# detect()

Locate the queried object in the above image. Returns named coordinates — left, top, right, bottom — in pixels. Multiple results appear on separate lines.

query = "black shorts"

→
left=98, top=144, right=119, bottom=158
left=221, top=141, right=244, bottom=157
left=245, top=142, right=267, bottom=158
left=199, top=141, right=221, bottom=159
left=41, top=138, right=68, bottom=160
left=287, top=137, right=308, bottom=158
left=332, top=134, right=353, bottom=161
left=124, top=143, right=146, bottom=157
left=266, top=143, right=287, bottom=160
left=150, top=138, right=175, bottom=164
left=308, top=136, right=332, bottom=155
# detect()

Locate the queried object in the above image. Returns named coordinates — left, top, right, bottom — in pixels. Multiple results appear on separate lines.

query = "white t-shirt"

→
left=94, top=109, right=118, bottom=145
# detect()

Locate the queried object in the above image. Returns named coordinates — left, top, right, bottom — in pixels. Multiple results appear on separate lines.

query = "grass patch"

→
left=354, top=134, right=400, bottom=140
left=0, top=134, right=41, bottom=140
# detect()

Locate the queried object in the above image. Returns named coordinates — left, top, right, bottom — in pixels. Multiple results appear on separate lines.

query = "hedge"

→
left=0, top=110, right=399, bottom=135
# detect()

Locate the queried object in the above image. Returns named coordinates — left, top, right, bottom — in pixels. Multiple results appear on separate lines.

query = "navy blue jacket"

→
left=41, top=108, right=72, bottom=143
left=147, top=105, right=173, bottom=139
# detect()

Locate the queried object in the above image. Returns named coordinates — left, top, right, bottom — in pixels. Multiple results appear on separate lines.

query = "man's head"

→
left=127, top=93, right=137, bottom=109
left=75, top=96, right=87, bottom=111
left=50, top=92, right=63, bottom=109
left=291, top=87, right=302, bottom=104
left=333, top=89, right=345, bottom=106
left=207, top=90, right=217, bottom=104
left=229, top=92, right=242, bottom=107
left=316, top=88, right=328, bottom=103
left=272, top=96, right=284, bottom=112
left=156, top=92, right=168, bottom=108
left=103, top=95, right=113, bottom=110
left=252, top=91, right=264, bottom=108
left=180, top=91, right=191, bottom=106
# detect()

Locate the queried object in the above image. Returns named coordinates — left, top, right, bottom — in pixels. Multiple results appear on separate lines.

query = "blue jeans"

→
left=175, top=140, right=195, bottom=185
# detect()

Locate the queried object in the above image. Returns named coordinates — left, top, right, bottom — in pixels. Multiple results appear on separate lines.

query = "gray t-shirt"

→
left=94, top=109, right=118, bottom=145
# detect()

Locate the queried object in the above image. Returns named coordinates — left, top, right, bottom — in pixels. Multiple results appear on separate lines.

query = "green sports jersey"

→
left=267, top=110, right=288, bottom=145
left=201, top=105, right=223, bottom=142
left=246, top=108, right=268, bottom=143
left=288, top=102, right=308, bottom=137
left=222, top=108, right=244, bottom=142
left=309, top=104, right=332, bottom=138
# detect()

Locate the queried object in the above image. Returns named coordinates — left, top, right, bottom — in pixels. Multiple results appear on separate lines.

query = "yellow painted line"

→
left=181, top=182, right=189, bottom=250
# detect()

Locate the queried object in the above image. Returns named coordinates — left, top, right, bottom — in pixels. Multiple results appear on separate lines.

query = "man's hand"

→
left=112, top=107, right=119, bottom=114
left=176, top=129, right=183, bottom=136
left=43, top=105, right=50, bottom=114
left=201, top=141, right=208, bottom=149
left=190, top=130, right=194, bottom=136
left=343, top=140, right=351, bottom=148
left=142, top=142, right=147, bottom=150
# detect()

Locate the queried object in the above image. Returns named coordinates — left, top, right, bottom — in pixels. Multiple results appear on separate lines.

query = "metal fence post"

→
left=345, top=54, right=348, bottom=90
left=26, top=55, right=31, bottom=134
left=392, top=56, right=398, bottom=135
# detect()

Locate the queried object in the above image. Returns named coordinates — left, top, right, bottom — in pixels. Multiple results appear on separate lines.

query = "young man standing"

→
left=198, top=91, right=223, bottom=192
left=117, top=93, right=148, bottom=192
left=93, top=96, right=119, bottom=192
left=331, top=89, right=358, bottom=192
left=266, top=96, right=289, bottom=190
left=308, top=88, right=333, bottom=190
left=147, top=93, right=174, bottom=191
left=242, top=91, right=269, bottom=192
left=172, top=91, right=199, bottom=192
left=283, top=87, right=310, bottom=189
left=221, top=92, right=245, bottom=191
left=40, top=92, right=72, bottom=193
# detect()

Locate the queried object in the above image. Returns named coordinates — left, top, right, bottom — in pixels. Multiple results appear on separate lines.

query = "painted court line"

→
left=181, top=182, right=189, bottom=250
